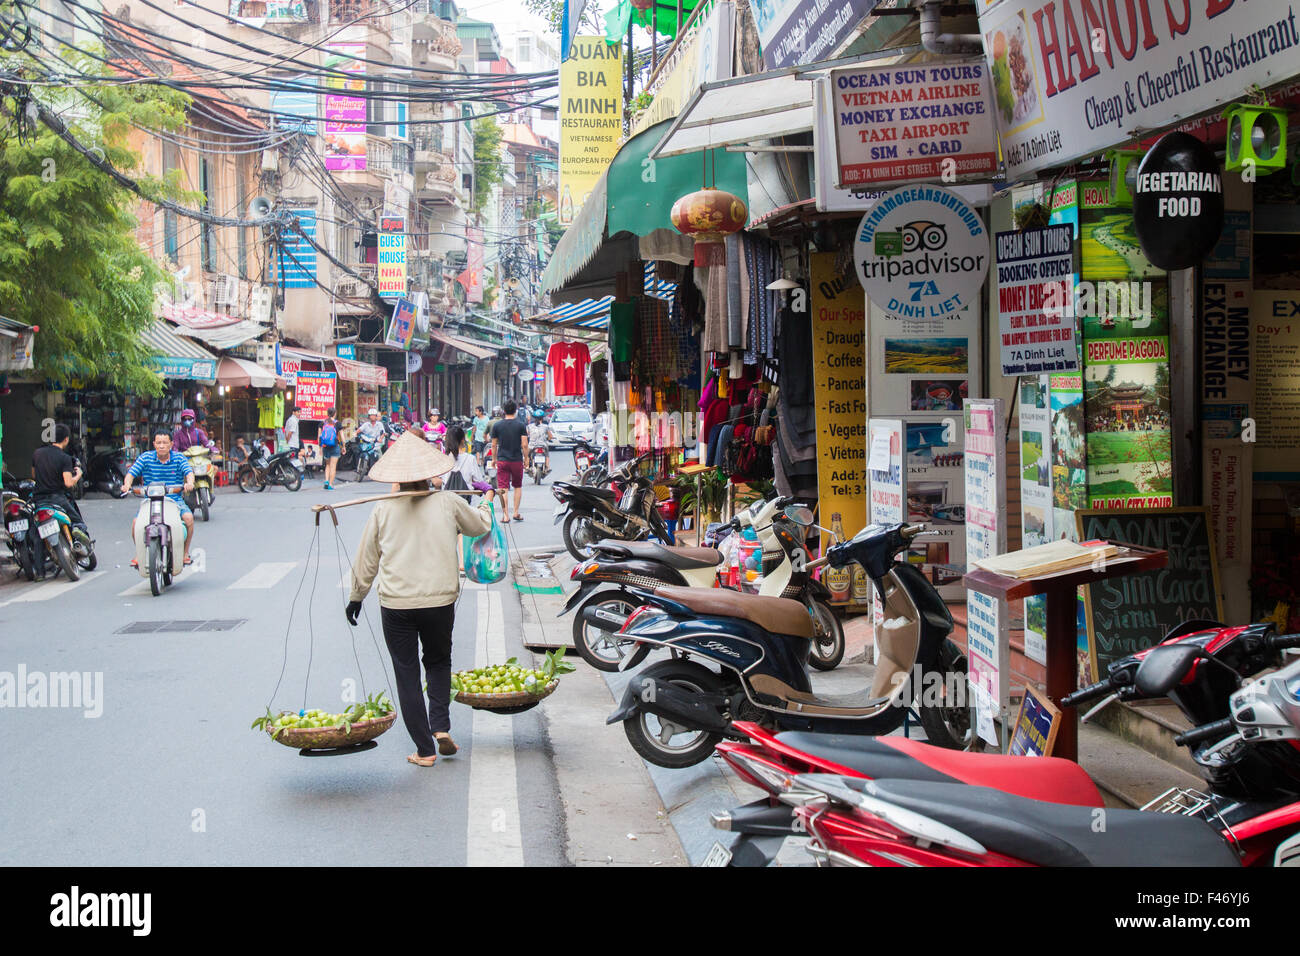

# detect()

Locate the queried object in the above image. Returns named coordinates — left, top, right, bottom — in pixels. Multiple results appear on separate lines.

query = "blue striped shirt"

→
left=129, top=451, right=192, bottom=504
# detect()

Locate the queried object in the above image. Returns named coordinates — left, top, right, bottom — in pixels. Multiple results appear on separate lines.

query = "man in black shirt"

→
left=32, top=424, right=87, bottom=531
left=489, top=400, right=529, bottom=523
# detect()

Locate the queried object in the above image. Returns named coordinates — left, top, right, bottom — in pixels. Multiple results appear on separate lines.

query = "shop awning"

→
left=174, top=319, right=268, bottom=351
left=279, top=346, right=389, bottom=388
left=141, top=320, right=218, bottom=383
left=532, top=296, right=615, bottom=329
left=542, top=120, right=747, bottom=300
left=0, top=314, right=36, bottom=371
left=217, top=356, right=283, bottom=389
left=429, top=330, right=499, bottom=361
left=650, top=71, right=816, bottom=159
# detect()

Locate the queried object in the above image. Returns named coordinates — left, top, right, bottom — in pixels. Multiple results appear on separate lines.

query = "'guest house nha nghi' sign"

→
left=977, top=0, right=1300, bottom=178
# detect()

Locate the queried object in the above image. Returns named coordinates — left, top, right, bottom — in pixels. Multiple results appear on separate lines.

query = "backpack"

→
left=441, top=469, right=468, bottom=492
left=320, top=423, right=337, bottom=446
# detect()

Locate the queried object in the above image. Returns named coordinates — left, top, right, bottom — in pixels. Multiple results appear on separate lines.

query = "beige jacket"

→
left=349, top=492, right=494, bottom=609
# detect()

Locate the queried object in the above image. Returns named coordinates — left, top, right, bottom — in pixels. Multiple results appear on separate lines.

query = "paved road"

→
left=0, top=454, right=586, bottom=866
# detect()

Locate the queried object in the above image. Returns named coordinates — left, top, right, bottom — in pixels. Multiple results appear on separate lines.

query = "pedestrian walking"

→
left=444, top=425, right=494, bottom=504
left=345, top=432, right=493, bottom=767
left=471, top=405, right=490, bottom=463
left=489, top=400, right=528, bottom=523
left=320, top=409, right=341, bottom=489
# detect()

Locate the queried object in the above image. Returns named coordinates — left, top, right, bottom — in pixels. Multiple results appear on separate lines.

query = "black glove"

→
left=345, top=600, right=362, bottom=626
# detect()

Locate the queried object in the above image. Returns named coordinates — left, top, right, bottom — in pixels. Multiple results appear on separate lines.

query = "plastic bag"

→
left=463, top=502, right=508, bottom=584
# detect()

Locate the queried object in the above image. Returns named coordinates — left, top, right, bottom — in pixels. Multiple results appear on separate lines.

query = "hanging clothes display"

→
left=257, top=393, right=284, bottom=429
left=546, top=340, right=591, bottom=397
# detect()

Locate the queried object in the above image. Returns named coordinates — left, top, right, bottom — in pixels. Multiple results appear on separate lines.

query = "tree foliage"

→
left=471, top=116, right=504, bottom=216
left=0, top=47, right=194, bottom=395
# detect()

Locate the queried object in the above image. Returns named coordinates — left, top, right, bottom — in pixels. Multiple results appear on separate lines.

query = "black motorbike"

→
left=3, top=482, right=42, bottom=580
left=86, top=448, right=130, bottom=498
left=237, top=440, right=304, bottom=492
left=606, top=522, right=973, bottom=768
left=552, top=452, right=672, bottom=560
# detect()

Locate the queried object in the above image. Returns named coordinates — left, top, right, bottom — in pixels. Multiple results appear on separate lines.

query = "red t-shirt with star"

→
left=546, top=341, right=591, bottom=397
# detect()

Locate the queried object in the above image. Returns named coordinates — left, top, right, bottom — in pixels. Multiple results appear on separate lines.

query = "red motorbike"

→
left=708, top=621, right=1300, bottom=866
left=785, top=637, right=1300, bottom=867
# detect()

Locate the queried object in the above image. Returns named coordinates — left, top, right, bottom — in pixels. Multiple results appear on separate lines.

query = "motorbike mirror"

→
left=783, top=505, right=814, bottom=527
left=1134, top=643, right=1204, bottom=697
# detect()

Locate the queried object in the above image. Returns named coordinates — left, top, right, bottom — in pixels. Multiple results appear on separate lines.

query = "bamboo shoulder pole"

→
left=311, top=488, right=481, bottom=524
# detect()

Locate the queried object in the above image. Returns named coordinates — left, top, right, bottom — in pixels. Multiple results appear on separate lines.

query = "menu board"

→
left=1077, top=508, right=1222, bottom=677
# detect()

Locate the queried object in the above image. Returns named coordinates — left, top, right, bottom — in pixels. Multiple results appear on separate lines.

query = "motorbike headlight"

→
left=146, top=483, right=166, bottom=497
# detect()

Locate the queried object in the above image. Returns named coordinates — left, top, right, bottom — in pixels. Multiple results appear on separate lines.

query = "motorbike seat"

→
left=858, top=778, right=1240, bottom=867
left=775, top=733, right=1102, bottom=807
left=596, top=541, right=723, bottom=570
left=654, top=586, right=814, bottom=638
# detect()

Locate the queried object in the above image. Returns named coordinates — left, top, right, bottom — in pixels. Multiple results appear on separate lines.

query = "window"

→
left=164, top=211, right=178, bottom=261
left=238, top=226, right=248, bottom=279
left=518, top=36, right=531, bottom=63
left=199, top=159, right=216, bottom=273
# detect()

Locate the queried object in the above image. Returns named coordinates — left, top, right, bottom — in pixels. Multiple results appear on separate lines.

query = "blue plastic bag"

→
left=463, top=502, right=508, bottom=584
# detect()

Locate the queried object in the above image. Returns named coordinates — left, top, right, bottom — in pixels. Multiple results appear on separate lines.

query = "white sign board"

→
left=868, top=418, right=905, bottom=627
left=978, top=0, right=1300, bottom=178
left=854, top=186, right=990, bottom=320
left=995, top=225, right=1078, bottom=375
left=964, top=398, right=1009, bottom=748
left=831, top=61, right=1000, bottom=189
left=1018, top=375, right=1052, bottom=667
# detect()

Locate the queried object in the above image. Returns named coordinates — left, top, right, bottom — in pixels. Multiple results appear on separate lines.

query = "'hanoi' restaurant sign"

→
left=977, top=0, right=1300, bottom=178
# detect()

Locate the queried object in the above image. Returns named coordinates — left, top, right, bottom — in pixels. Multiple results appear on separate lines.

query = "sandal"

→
left=129, top=558, right=138, bottom=569
left=406, top=753, right=437, bottom=767
left=435, top=733, right=458, bottom=756
left=514, top=514, right=524, bottom=521
left=183, top=556, right=193, bottom=566
left=500, top=515, right=511, bottom=523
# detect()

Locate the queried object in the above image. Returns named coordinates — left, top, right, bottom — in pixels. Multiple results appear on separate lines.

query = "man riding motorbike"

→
left=355, top=409, right=387, bottom=478
left=122, top=430, right=196, bottom=567
left=32, top=424, right=88, bottom=533
left=172, top=408, right=216, bottom=454
left=527, top=407, right=550, bottom=475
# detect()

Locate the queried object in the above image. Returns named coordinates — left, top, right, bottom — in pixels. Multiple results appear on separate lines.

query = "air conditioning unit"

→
left=211, top=274, right=240, bottom=311
left=337, top=281, right=361, bottom=297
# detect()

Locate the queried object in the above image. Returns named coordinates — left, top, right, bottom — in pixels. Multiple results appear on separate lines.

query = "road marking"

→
left=118, top=580, right=153, bottom=597
left=228, top=562, right=299, bottom=590
left=0, top=571, right=98, bottom=607
left=465, top=585, right=524, bottom=867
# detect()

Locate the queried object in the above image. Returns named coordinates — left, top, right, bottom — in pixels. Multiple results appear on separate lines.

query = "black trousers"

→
left=35, top=492, right=86, bottom=532
left=380, top=604, right=455, bottom=757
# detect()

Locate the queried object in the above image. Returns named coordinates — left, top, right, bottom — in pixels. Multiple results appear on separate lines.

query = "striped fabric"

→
left=128, top=451, right=193, bottom=503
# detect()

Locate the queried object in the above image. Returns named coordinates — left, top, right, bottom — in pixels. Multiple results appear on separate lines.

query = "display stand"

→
left=961, top=541, right=1167, bottom=762
left=675, top=462, right=713, bottom=546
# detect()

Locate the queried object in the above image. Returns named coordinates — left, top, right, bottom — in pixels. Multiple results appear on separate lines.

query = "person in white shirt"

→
left=284, top=408, right=300, bottom=453
left=527, top=407, right=550, bottom=473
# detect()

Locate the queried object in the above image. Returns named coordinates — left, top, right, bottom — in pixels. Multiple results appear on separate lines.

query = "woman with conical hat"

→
left=345, top=430, right=493, bottom=767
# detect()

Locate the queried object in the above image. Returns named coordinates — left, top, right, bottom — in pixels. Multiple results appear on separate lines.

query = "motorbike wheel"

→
left=622, top=660, right=727, bottom=769
left=28, top=535, right=45, bottom=581
left=918, top=641, right=980, bottom=751
left=237, top=466, right=264, bottom=493
left=51, top=534, right=79, bottom=582
left=561, top=512, right=603, bottom=561
left=148, top=538, right=164, bottom=596
left=278, top=465, right=303, bottom=492
left=573, top=592, right=651, bottom=672
left=533, top=468, right=542, bottom=485
left=72, top=529, right=97, bottom=572
left=807, top=599, right=846, bottom=671
left=200, top=487, right=212, bottom=520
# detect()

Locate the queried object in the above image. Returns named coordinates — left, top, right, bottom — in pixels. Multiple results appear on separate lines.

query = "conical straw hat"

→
left=368, top=430, right=456, bottom=483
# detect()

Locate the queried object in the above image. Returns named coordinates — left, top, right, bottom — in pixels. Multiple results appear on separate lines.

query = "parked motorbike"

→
left=790, top=640, right=1300, bottom=867
left=711, top=619, right=1300, bottom=865
left=182, top=445, right=217, bottom=521
left=130, top=484, right=187, bottom=596
left=606, top=522, right=972, bottom=768
left=572, top=438, right=603, bottom=483
left=86, top=448, right=130, bottom=498
left=3, top=484, right=42, bottom=581
left=530, top=446, right=550, bottom=485
left=33, top=497, right=93, bottom=579
left=237, top=440, right=303, bottom=493
left=552, top=452, right=672, bottom=560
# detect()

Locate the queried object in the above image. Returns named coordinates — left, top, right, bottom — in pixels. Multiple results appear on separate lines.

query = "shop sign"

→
left=377, top=220, right=406, bottom=300
left=324, top=43, right=366, bottom=172
left=153, top=356, right=217, bottom=382
left=385, top=297, right=418, bottom=350
left=963, top=398, right=1009, bottom=748
left=831, top=62, right=999, bottom=188
left=1251, top=292, right=1300, bottom=480
left=0, top=328, right=35, bottom=371
left=1132, top=132, right=1224, bottom=271
left=756, top=0, right=878, bottom=70
left=978, top=0, right=1300, bottom=179
left=559, top=37, right=623, bottom=226
left=336, top=344, right=356, bottom=360
left=279, top=210, right=317, bottom=290
left=275, top=342, right=302, bottom=386
left=1019, top=374, right=1053, bottom=666
left=995, top=224, right=1078, bottom=375
left=867, top=418, right=904, bottom=625
left=854, top=185, right=990, bottom=319
left=295, top=370, right=337, bottom=421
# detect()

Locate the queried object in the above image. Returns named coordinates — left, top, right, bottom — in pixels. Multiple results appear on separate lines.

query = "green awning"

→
left=605, top=0, right=705, bottom=43
left=542, top=119, right=747, bottom=295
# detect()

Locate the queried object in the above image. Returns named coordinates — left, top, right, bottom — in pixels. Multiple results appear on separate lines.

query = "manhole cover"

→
left=115, top=619, right=247, bottom=634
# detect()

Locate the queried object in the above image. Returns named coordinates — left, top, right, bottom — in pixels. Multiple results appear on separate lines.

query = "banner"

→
left=756, top=0, right=879, bottom=70
left=462, top=227, right=484, bottom=304
left=386, top=298, right=418, bottom=350
left=831, top=62, right=999, bottom=188
left=324, top=43, right=366, bottom=172
left=811, top=253, right=868, bottom=542
left=559, top=37, right=623, bottom=226
left=279, top=209, right=317, bottom=290
left=996, top=225, right=1077, bottom=375
left=377, top=219, right=406, bottom=300
left=977, top=0, right=1300, bottom=178
left=294, top=371, right=337, bottom=421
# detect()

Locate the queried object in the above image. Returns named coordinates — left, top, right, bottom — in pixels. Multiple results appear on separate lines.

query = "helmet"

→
left=532, top=407, right=545, bottom=418
left=367, top=408, right=379, bottom=416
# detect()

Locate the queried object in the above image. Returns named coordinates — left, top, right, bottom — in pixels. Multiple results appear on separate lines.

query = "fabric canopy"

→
left=217, top=356, right=282, bottom=389
left=429, top=330, right=498, bottom=360
left=651, top=71, right=816, bottom=158
left=141, top=321, right=218, bottom=383
left=173, top=318, right=267, bottom=350
left=605, top=0, right=704, bottom=43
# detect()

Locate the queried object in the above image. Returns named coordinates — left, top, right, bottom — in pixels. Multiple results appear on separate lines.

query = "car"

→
left=547, top=407, right=594, bottom=449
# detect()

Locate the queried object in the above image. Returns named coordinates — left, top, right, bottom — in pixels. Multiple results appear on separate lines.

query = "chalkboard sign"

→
left=1007, top=685, right=1061, bottom=757
left=1076, top=508, right=1223, bottom=678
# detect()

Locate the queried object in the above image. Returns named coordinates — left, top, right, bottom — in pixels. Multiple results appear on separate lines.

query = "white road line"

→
left=228, top=562, right=299, bottom=590
left=465, top=585, right=524, bottom=867
left=0, top=571, right=98, bottom=607
left=118, top=580, right=153, bottom=597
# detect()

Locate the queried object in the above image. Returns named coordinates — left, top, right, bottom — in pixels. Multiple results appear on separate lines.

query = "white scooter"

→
left=131, top=484, right=187, bottom=596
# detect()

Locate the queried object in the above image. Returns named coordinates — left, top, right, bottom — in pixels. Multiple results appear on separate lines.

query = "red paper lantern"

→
left=670, top=187, right=747, bottom=267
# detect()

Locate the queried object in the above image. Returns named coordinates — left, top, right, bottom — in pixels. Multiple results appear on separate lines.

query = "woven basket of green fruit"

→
left=451, top=649, right=575, bottom=714
left=253, top=693, right=396, bottom=750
